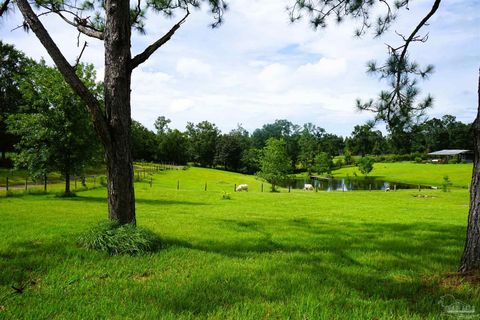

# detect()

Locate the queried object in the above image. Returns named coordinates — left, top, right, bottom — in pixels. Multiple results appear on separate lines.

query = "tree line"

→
left=131, top=116, right=472, bottom=173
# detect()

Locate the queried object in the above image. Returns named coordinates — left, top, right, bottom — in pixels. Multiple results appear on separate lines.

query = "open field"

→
left=0, top=167, right=478, bottom=319
left=332, top=162, right=473, bottom=188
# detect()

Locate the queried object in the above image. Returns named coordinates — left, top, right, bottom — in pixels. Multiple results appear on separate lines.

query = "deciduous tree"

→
left=257, top=138, right=292, bottom=192
left=8, top=62, right=102, bottom=193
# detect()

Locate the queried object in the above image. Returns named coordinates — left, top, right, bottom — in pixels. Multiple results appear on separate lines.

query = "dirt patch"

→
left=132, top=271, right=154, bottom=282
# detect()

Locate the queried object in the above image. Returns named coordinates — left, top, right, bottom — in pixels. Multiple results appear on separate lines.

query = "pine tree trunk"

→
left=459, top=70, right=480, bottom=273
left=103, top=0, right=136, bottom=225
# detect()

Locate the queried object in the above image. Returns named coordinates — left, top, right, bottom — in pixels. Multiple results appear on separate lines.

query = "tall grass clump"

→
left=77, top=221, right=162, bottom=255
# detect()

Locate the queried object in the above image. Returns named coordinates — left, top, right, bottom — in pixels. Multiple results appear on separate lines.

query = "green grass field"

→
left=332, top=162, right=473, bottom=188
left=0, top=166, right=478, bottom=319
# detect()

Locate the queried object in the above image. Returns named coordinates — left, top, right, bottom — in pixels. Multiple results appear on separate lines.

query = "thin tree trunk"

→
left=459, top=69, right=480, bottom=273
left=65, top=171, right=71, bottom=194
left=104, top=0, right=136, bottom=225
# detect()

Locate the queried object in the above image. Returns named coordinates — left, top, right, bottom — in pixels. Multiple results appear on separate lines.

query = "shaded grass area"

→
left=332, top=162, right=473, bottom=188
left=0, top=167, right=478, bottom=319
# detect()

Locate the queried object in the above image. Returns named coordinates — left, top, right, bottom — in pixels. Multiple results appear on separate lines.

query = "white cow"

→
left=236, top=184, right=249, bottom=192
left=303, top=183, right=314, bottom=191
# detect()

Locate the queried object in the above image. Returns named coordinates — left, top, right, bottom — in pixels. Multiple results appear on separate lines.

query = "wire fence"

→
left=0, top=163, right=184, bottom=197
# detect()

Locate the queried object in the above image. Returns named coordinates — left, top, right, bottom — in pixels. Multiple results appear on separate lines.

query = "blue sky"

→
left=1, top=0, right=479, bottom=136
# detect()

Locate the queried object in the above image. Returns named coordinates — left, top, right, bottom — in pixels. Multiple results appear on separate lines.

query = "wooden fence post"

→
left=150, top=177, right=152, bottom=189
left=261, top=183, right=263, bottom=192
left=44, top=174, right=47, bottom=192
left=234, top=184, right=236, bottom=192
left=25, top=177, right=28, bottom=191
left=205, top=182, right=207, bottom=191
left=6, top=177, right=8, bottom=192
left=177, top=180, right=179, bottom=190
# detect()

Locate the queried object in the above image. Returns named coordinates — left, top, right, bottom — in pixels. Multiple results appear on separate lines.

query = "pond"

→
left=283, top=177, right=431, bottom=191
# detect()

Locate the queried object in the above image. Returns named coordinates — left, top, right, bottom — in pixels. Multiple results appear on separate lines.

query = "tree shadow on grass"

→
left=0, top=220, right=476, bottom=318
left=0, top=239, right=73, bottom=288
left=159, top=219, right=476, bottom=318
left=69, top=195, right=208, bottom=206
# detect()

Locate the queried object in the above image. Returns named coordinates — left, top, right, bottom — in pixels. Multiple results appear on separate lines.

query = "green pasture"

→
left=332, top=162, right=473, bottom=188
left=0, top=167, right=478, bottom=319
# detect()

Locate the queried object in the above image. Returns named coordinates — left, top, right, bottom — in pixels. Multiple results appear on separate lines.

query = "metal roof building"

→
left=427, top=149, right=473, bottom=163
left=428, top=149, right=471, bottom=156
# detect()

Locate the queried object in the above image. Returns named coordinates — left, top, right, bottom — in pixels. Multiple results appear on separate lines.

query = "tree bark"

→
left=459, top=69, right=480, bottom=273
left=103, top=0, right=136, bottom=225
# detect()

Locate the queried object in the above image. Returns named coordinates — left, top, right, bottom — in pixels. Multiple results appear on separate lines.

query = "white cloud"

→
left=176, top=58, right=212, bottom=77
left=296, top=58, right=347, bottom=78
left=169, top=99, right=195, bottom=113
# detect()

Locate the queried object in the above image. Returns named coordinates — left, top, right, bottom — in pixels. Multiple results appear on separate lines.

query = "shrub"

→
left=334, top=158, right=345, bottom=169
left=77, top=221, right=162, bottom=255
left=222, top=191, right=231, bottom=200
left=414, top=156, right=423, bottom=164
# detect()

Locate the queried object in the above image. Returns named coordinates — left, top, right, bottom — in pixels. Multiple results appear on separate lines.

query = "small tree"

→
left=442, top=175, right=452, bottom=192
left=314, top=152, right=333, bottom=175
left=357, top=157, right=374, bottom=176
left=257, top=138, right=292, bottom=192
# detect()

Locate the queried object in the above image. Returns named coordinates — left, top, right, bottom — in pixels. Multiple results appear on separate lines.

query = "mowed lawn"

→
left=0, top=167, right=478, bottom=319
left=332, top=162, right=473, bottom=188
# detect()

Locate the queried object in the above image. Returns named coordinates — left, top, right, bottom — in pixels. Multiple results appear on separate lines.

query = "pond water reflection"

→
left=283, top=177, right=429, bottom=191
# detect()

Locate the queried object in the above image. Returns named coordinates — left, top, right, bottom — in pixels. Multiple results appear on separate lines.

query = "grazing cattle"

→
left=236, top=184, right=249, bottom=192
left=303, top=183, right=314, bottom=191
left=385, top=187, right=390, bottom=192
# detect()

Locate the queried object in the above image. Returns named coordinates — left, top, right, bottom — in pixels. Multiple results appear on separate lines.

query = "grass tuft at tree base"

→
left=77, top=220, right=162, bottom=255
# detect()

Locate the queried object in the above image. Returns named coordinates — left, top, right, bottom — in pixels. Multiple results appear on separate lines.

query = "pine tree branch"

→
left=35, top=3, right=105, bottom=40
left=394, top=0, right=441, bottom=96
left=54, top=9, right=105, bottom=40
left=16, top=0, right=111, bottom=147
left=130, top=9, right=189, bottom=70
